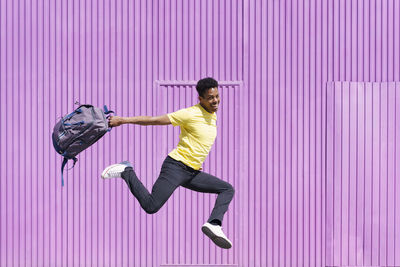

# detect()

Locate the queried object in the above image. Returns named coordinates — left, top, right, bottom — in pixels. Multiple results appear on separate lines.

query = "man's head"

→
left=196, top=77, right=220, bottom=113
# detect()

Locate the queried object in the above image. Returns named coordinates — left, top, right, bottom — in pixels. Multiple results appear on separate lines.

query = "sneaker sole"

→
left=201, top=225, right=232, bottom=249
left=101, top=164, right=122, bottom=179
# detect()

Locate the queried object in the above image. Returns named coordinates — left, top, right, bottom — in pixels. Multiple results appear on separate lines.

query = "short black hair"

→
left=196, top=77, right=218, bottom=97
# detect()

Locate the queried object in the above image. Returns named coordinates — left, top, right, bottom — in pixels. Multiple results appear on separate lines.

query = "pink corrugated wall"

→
left=1, top=0, right=400, bottom=266
left=326, top=82, right=400, bottom=266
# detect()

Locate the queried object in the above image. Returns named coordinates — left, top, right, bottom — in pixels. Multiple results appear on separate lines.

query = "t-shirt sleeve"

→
left=167, top=108, right=191, bottom=126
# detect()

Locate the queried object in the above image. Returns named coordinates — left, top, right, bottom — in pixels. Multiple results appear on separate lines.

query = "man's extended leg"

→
left=182, top=171, right=235, bottom=224
left=182, top=171, right=235, bottom=249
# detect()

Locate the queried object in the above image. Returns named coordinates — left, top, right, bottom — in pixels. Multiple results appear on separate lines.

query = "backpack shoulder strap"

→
left=61, top=157, right=78, bottom=186
left=104, top=105, right=115, bottom=132
left=103, top=105, right=114, bottom=115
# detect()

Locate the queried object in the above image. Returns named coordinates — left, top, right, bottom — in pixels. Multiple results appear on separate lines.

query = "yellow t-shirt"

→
left=167, top=104, right=217, bottom=170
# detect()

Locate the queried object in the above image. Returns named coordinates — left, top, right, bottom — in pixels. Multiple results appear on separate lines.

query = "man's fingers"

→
left=108, top=116, right=114, bottom=127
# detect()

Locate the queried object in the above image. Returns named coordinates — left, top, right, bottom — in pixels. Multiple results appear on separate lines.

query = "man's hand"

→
left=108, top=116, right=125, bottom=127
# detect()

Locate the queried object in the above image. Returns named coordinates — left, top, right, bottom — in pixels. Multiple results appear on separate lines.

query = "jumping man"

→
left=101, top=77, right=235, bottom=249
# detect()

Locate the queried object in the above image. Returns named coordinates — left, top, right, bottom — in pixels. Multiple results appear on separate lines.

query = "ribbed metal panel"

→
left=0, top=0, right=243, bottom=266
left=1, top=0, right=400, bottom=266
left=155, top=81, right=241, bottom=266
left=242, top=0, right=400, bottom=266
left=242, top=0, right=326, bottom=265
left=326, top=82, right=400, bottom=266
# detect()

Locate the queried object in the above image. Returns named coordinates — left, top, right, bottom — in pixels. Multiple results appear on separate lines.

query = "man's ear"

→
left=198, top=95, right=201, bottom=102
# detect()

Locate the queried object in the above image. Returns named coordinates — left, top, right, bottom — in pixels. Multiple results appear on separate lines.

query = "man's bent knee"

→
left=144, top=205, right=161, bottom=214
left=226, top=184, right=235, bottom=196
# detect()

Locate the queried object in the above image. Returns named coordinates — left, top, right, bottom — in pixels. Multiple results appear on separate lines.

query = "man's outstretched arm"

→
left=108, top=114, right=171, bottom=127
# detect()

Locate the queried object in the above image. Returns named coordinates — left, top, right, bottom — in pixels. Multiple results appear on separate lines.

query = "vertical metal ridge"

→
left=386, top=83, right=391, bottom=264
left=34, top=0, right=38, bottom=265
left=0, top=1, right=2, bottom=265
left=395, top=83, right=398, bottom=264
left=25, top=0, right=32, bottom=263
left=379, top=82, right=382, bottom=264
left=340, top=81, right=343, bottom=266
left=360, top=82, right=365, bottom=266
left=10, top=0, right=14, bottom=265
left=0, top=0, right=5, bottom=260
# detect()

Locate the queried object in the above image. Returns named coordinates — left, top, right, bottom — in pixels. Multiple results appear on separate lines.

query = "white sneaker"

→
left=101, top=161, right=132, bottom=179
left=201, top=222, right=232, bottom=249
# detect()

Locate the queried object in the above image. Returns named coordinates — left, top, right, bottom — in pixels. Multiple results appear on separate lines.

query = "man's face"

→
left=199, top=87, right=220, bottom=113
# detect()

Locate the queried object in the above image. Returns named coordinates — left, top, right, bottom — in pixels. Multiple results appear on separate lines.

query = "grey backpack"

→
left=52, top=104, right=114, bottom=186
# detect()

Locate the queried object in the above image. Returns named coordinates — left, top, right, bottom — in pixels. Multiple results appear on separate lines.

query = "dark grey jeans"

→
left=121, top=156, right=235, bottom=223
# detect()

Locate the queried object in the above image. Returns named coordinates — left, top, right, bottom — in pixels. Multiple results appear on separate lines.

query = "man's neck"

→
left=199, top=103, right=213, bottom=114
